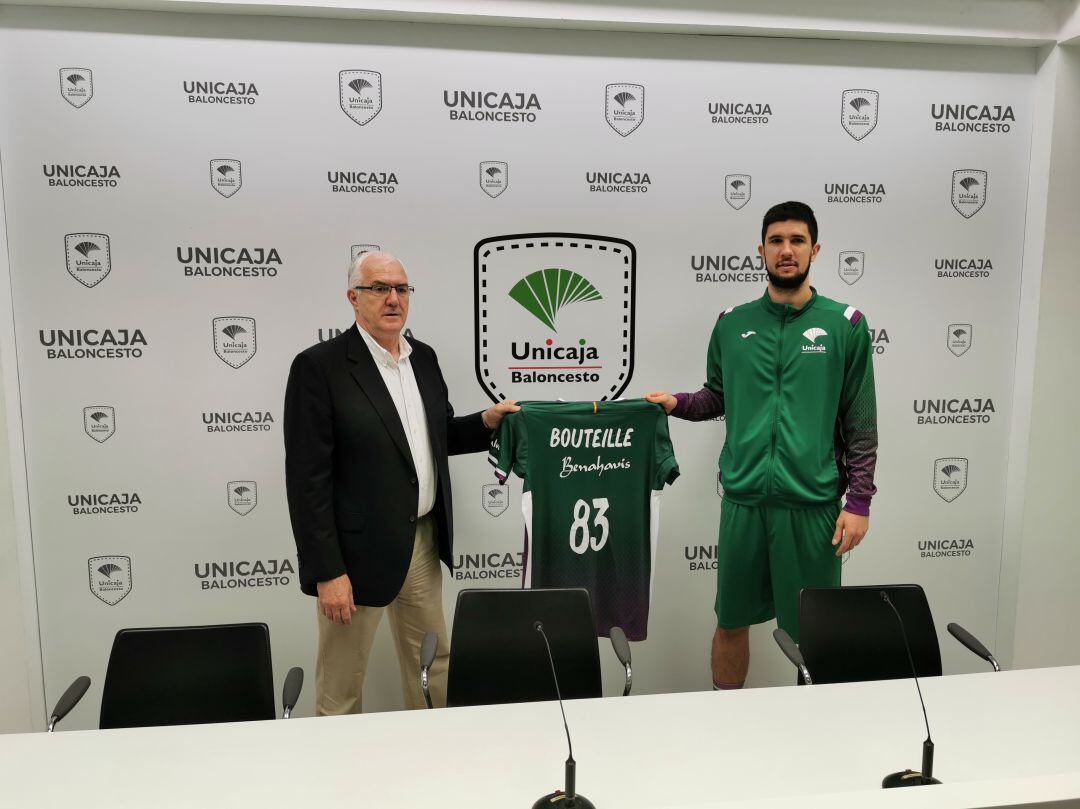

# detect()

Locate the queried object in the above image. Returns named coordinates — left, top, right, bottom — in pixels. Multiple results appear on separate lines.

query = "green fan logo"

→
left=508, top=268, right=602, bottom=331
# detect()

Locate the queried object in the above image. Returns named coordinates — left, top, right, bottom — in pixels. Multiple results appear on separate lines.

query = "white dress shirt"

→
left=356, top=324, right=436, bottom=517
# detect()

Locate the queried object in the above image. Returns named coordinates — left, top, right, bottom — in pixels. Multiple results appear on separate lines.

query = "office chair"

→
left=99, top=623, right=303, bottom=728
left=419, top=587, right=632, bottom=708
left=773, top=584, right=999, bottom=684
left=774, top=584, right=941, bottom=685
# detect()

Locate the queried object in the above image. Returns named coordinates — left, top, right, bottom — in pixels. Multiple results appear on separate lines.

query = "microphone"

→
left=532, top=621, right=595, bottom=809
left=47, top=675, right=91, bottom=732
left=879, top=591, right=942, bottom=788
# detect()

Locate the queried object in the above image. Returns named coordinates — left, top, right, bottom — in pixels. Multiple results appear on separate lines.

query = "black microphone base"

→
left=882, top=770, right=942, bottom=788
left=533, top=791, right=596, bottom=808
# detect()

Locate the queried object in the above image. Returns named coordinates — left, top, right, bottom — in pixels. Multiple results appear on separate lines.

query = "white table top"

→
left=3, top=666, right=1079, bottom=808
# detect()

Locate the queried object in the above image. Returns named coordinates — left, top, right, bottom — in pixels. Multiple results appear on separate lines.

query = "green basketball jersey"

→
left=489, top=400, right=680, bottom=640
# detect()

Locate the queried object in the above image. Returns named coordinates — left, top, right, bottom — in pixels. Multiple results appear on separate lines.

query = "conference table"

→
left=3, top=666, right=1079, bottom=808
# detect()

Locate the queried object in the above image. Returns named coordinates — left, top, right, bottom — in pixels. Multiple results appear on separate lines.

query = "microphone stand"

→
left=532, top=621, right=596, bottom=809
left=880, top=592, right=942, bottom=788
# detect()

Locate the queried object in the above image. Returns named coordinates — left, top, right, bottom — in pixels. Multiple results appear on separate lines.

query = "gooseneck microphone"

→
left=532, top=621, right=596, bottom=809
left=880, top=591, right=942, bottom=788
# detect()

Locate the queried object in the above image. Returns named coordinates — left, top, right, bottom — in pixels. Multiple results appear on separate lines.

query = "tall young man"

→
left=647, top=201, right=877, bottom=688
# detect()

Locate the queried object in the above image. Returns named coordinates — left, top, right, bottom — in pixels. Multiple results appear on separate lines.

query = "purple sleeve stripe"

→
left=849, top=309, right=863, bottom=326
left=671, top=388, right=724, bottom=421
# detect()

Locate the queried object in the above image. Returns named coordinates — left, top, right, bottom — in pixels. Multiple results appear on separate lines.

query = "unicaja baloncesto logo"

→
left=60, top=68, right=93, bottom=108
left=841, top=90, right=879, bottom=140
left=213, top=316, right=256, bottom=368
left=605, top=84, right=644, bottom=137
left=89, top=556, right=132, bottom=605
left=952, top=171, right=987, bottom=218
left=65, top=234, right=111, bottom=287
left=340, top=70, right=382, bottom=125
left=211, top=160, right=242, bottom=197
left=480, top=162, right=508, bottom=198
left=725, top=175, right=751, bottom=210
left=475, top=234, right=635, bottom=402
left=933, top=458, right=968, bottom=502
left=838, top=251, right=864, bottom=285
left=947, top=324, right=972, bottom=357
left=481, top=483, right=509, bottom=517
left=227, top=481, right=257, bottom=515
left=84, top=406, right=116, bottom=442
left=690, top=254, right=766, bottom=284
left=443, top=89, right=540, bottom=123
left=185, top=80, right=259, bottom=105
left=351, top=243, right=380, bottom=261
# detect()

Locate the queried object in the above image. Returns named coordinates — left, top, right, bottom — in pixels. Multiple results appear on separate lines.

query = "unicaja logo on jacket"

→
left=802, top=327, right=828, bottom=353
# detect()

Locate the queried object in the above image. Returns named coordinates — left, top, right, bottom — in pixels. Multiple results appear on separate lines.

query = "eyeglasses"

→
left=352, top=284, right=415, bottom=298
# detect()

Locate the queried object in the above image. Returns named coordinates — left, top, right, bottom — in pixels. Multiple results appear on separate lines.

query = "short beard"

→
left=767, top=264, right=810, bottom=290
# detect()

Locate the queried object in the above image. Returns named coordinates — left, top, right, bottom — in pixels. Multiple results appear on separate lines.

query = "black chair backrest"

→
left=446, top=588, right=602, bottom=708
left=100, top=623, right=276, bottom=728
left=799, top=585, right=943, bottom=685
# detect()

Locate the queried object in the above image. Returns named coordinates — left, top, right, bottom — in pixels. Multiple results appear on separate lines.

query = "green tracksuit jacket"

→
left=674, top=288, right=878, bottom=514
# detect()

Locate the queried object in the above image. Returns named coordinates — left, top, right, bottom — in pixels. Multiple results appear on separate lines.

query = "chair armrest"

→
left=610, top=627, right=632, bottom=696
left=772, top=629, right=813, bottom=685
left=420, top=631, right=438, bottom=709
left=282, top=667, right=304, bottom=719
left=947, top=623, right=1000, bottom=671
left=48, top=676, right=91, bottom=732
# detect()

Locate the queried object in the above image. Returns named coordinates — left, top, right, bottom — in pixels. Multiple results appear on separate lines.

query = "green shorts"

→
left=714, top=499, right=842, bottom=643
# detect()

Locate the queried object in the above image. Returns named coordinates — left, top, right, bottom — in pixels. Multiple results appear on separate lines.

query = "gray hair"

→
left=346, top=250, right=400, bottom=288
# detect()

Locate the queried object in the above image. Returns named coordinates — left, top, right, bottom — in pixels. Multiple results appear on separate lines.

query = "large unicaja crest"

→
left=841, top=89, right=879, bottom=141
left=60, top=68, right=93, bottom=108
left=933, top=457, right=968, bottom=503
left=88, top=556, right=132, bottom=606
left=725, top=174, right=751, bottom=210
left=65, top=233, right=111, bottom=288
left=480, top=162, right=508, bottom=198
left=838, top=251, right=864, bottom=285
left=210, top=159, right=242, bottom=198
left=605, top=84, right=644, bottom=137
left=952, top=170, right=987, bottom=218
left=474, top=233, right=636, bottom=403
left=83, top=406, right=116, bottom=443
left=213, top=316, right=256, bottom=368
left=340, top=70, right=382, bottom=126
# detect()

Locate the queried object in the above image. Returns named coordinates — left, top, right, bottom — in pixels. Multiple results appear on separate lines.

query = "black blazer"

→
left=283, top=325, right=491, bottom=606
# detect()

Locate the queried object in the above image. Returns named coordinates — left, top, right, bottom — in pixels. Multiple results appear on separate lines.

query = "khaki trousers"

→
left=315, top=516, right=450, bottom=714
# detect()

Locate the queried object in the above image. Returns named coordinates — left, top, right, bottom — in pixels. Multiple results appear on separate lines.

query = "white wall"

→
left=0, top=158, right=38, bottom=733
left=1012, top=43, right=1080, bottom=668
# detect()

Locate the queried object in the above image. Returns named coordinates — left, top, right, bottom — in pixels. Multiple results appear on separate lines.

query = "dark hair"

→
left=761, top=201, right=818, bottom=245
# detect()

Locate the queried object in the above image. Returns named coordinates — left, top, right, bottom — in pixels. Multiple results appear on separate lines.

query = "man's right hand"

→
left=317, top=574, right=358, bottom=625
left=645, top=391, right=677, bottom=414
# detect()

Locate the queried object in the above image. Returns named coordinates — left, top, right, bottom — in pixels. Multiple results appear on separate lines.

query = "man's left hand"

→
left=832, top=510, right=869, bottom=557
left=482, top=399, right=520, bottom=430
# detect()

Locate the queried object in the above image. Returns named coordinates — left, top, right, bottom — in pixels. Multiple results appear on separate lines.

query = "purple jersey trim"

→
left=849, top=309, right=863, bottom=326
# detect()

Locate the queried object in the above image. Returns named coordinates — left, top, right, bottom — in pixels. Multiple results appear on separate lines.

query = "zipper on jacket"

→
left=767, top=314, right=785, bottom=496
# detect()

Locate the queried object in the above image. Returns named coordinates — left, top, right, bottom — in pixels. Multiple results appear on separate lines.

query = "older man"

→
left=284, top=251, right=517, bottom=713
